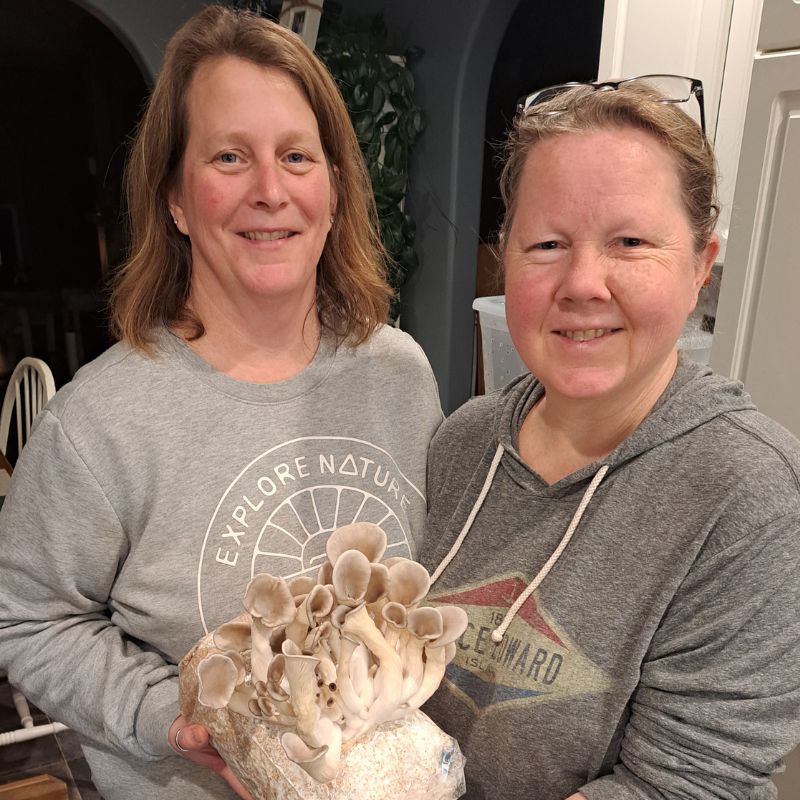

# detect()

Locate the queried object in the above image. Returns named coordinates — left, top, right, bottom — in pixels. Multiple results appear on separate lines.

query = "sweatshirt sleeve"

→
left=581, top=513, right=800, bottom=800
left=0, top=410, right=179, bottom=759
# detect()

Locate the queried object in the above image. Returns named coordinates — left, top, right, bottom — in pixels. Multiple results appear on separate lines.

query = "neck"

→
left=519, top=355, right=677, bottom=484
left=176, top=283, right=321, bottom=383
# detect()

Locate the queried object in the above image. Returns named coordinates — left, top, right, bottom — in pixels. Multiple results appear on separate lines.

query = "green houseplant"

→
left=315, top=12, right=425, bottom=314
left=227, top=1, right=425, bottom=317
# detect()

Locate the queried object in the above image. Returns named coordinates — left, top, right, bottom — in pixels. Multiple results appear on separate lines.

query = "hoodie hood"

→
left=492, top=353, right=756, bottom=495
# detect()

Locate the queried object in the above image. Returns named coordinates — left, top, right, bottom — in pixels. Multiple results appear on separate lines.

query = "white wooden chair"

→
left=0, top=357, right=56, bottom=462
left=0, top=357, right=67, bottom=746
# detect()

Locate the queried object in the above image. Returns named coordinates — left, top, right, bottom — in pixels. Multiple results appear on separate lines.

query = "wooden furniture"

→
left=0, top=774, right=68, bottom=800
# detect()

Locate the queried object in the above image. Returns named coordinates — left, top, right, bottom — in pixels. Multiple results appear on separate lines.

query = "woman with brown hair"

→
left=0, top=6, right=441, bottom=799
left=419, top=77, right=800, bottom=799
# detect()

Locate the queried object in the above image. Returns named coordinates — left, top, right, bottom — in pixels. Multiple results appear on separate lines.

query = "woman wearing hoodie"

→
left=419, top=76, right=800, bottom=800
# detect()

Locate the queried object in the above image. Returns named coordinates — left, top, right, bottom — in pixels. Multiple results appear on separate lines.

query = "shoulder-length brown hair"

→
left=111, top=4, right=391, bottom=351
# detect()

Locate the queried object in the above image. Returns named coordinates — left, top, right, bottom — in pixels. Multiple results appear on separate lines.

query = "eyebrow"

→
left=202, top=129, right=322, bottom=147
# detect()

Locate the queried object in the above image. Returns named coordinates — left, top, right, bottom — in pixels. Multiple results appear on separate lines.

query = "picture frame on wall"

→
left=279, top=1, right=324, bottom=49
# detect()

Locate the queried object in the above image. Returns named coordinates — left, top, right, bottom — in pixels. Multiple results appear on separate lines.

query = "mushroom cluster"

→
left=195, top=523, right=467, bottom=783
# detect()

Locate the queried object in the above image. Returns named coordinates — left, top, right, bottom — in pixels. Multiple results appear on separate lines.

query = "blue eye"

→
left=218, top=152, right=238, bottom=164
left=535, top=241, right=560, bottom=250
left=286, top=152, right=306, bottom=164
left=620, top=237, right=643, bottom=247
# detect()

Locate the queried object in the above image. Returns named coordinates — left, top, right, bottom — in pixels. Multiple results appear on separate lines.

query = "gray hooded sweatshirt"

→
left=419, top=356, right=800, bottom=800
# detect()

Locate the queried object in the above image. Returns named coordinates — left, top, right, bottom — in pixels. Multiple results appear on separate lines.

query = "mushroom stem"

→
left=281, top=717, right=342, bottom=783
left=341, top=604, right=403, bottom=726
left=334, top=633, right=368, bottom=720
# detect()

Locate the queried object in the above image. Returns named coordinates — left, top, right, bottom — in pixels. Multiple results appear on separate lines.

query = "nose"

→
left=554, top=244, right=612, bottom=304
left=249, top=161, right=289, bottom=209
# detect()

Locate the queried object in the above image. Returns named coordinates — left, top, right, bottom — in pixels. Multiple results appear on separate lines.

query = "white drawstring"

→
left=490, top=463, right=609, bottom=642
left=430, top=443, right=609, bottom=643
left=429, top=444, right=505, bottom=585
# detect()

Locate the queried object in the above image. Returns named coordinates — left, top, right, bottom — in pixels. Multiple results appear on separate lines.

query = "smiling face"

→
left=504, top=127, right=718, bottom=410
left=169, top=56, right=335, bottom=322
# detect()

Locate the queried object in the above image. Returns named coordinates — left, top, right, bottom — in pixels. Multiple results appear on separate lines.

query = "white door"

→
left=711, top=15, right=800, bottom=439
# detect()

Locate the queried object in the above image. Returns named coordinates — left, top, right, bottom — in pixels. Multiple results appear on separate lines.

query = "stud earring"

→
left=329, top=215, right=334, bottom=225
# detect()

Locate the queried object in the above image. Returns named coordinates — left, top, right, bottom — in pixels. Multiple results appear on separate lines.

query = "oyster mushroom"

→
left=243, top=574, right=297, bottom=682
left=334, top=632, right=368, bottom=721
left=325, top=523, right=387, bottom=566
left=380, top=602, right=407, bottom=651
left=365, top=562, right=390, bottom=619
left=341, top=604, right=403, bottom=726
left=248, top=695, right=296, bottom=726
left=386, top=559, right=430, bottom=609
left=212, top=619, right=251, bottom=652
left=400, top=607, right=443, bottom=703
left=287, top=575, right=316, bottom=597
left=349, top=640, right=374, bottom=708
left=266, top=653, right=290, bottom=702
left=197, top=651, right=258, bottom=718
left=281, top=716, right=342, bottom=783
left=332, top=549, right=372, bottom=608
left=405, top=605, right=469, bottom=710
left=286, top=583, right=332, bottom=646
left=281, top=640, right=323, bottom=742
left=317, top=560, right=333, bottom=587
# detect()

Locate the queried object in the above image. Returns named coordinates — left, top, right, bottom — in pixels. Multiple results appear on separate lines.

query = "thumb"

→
left=179, top=723, right=211, bottom=750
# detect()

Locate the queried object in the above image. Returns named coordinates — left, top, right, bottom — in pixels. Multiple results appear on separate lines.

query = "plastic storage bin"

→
left=472, top=296, right=527, bottom=393
left=678, top=326, right=713, bottom=365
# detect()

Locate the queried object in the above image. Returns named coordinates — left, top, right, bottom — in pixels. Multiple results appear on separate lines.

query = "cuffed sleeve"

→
left=0, top=410, right=178, bottom=760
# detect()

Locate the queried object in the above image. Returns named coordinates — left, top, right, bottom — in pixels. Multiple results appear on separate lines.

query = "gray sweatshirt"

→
left=0, top=326, right=442, bottom=800
left=419, top=356, right=800, bottom=800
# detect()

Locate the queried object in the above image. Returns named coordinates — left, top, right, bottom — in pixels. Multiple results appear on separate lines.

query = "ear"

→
left=168, top=189, right=189, bottom=236
left=694, top=232, right=720, bottom=293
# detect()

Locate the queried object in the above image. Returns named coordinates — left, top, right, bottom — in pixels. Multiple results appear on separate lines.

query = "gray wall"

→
left=73, top=0, right=206, bottom=83
left=380, top=1, right=519, bottom=413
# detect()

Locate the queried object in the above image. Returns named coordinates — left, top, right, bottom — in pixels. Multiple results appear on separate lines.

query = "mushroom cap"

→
left=430, top=605, right=469, bottom=648
left=266, top=653, right=290, bottom=701
left=407, top=607, right=443, bottom=640
left=212, top=620, right=252, bottom=652
left=197, top=653, right=240, bottom=709
left=325, top=523, right=387, bottom=566
left=305, top=620, right=333, bottom=654
left=287, top=575, right=316, bottom=597
left=305, top=583, right=335, bottom=622
left=387, top=559, right=431, bottom=608
left=243, top=574, right=296, bottom=627
left=381, top=601, right=408, bottom=630
left=365, top=562, right=390, bottom=604
left=332, top=549, right=372, bottom=607
left=317, top=561, right=333, bottom=586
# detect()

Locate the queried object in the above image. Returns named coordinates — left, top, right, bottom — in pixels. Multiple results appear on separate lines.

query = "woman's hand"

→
left=168, top=714, right=254, bottom=800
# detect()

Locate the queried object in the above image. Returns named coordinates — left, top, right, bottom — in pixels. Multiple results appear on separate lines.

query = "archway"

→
left=0, top=0, right=149, bottom=387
